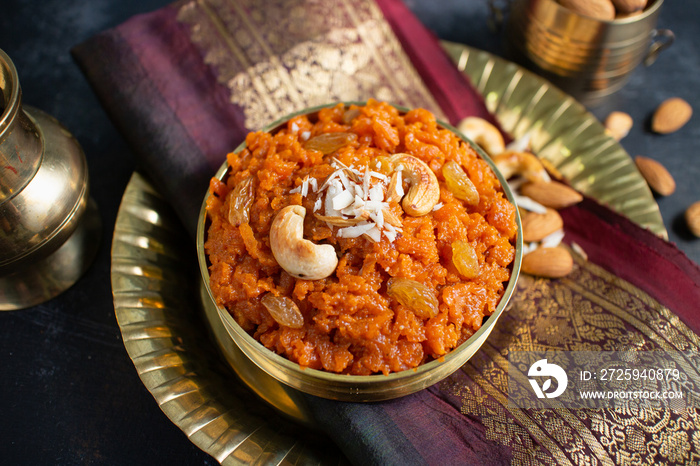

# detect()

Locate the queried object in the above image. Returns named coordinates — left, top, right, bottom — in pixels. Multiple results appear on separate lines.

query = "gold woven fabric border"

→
left=445, top=255, right=700, bottom=465
left=177, top=0, right=444, bottom=130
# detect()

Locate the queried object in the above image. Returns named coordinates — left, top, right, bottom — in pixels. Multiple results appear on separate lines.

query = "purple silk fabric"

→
left=74, top=3, right=244, bottom=237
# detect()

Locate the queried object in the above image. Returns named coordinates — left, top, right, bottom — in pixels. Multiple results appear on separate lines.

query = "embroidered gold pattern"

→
left=177, top=0, right=443, bottom=130
left=445, top=256, right=700, bottom=465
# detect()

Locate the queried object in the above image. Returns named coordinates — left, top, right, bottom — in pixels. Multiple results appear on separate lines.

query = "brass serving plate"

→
left=111, top=173, right=346, bottom=464
left=111, top=45, right=665, bottom=462
left=443, top=42, right=666, bottom=237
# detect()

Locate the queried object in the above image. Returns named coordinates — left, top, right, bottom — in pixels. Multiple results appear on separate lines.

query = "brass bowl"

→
left=196, top=103, right=522, bottom=404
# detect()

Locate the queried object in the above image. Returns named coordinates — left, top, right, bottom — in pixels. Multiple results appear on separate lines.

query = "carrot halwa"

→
left=205, top=100, right=517, bottom=375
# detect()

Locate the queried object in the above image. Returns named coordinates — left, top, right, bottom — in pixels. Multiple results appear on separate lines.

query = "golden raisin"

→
left=303, top=132, right=358, bottom=154
left=451, top=240, right=480, bottom=279
left=227, top=176, right=254, bottom=226
left=342, top=108, right=361, bottom=125
left=261, top=294, right=304, bottom=328
left=442, top=160, right=479, bottom=206
left=387, top=277, right=439, bottom=319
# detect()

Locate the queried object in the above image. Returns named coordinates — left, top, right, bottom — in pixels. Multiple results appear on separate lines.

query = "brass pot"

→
left=506, top=0, right=674, bottom=105
left=0, top=49, right=100, bottom=310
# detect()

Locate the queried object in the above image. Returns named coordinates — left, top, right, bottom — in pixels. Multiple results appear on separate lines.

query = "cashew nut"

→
left=491, top=150, right=550, bottom=183
left=270, top=205, right=338, bottom=280
left=390, top=153, right=440, bottom=216
left=457, top=117, right=505, bottom=156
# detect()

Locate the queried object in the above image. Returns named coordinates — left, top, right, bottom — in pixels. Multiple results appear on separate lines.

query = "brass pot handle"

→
left=645, top=28, right=675, bottom=66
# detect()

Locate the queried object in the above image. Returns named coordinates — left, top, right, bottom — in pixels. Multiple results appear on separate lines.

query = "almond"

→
left=604, top=111, right=633, bottom=141
left=634, top=156, right=676, bottom=196
left=522, top=246, right=574, bottom=278
left=521, top=208, right=564, bottom=243
left=685, top=201, right=700, bottom=237
left=615, top=9, right=644, bottom=19
left=611, top=0, right=646, bottom=14
left=652, top=97, right=693, bottom=134
left=558, top=0, right=616, bottom=21
left=520, top=180, right=584, bottom=209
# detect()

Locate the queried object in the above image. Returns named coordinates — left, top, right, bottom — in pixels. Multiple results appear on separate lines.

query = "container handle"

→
left=645, top=29, right=674, bottom=66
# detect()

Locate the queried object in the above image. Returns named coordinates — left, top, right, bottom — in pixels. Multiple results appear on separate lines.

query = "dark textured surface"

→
left=0, top=0, right=697, bottom=464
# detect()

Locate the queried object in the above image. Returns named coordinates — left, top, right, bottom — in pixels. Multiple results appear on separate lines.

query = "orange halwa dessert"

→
left=205, top=100, right=517, bottom=375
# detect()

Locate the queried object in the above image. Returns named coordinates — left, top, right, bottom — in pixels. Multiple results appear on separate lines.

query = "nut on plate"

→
left=521, top=208, right=564, bottom=243
left=634, top=156, right=676, bottom=196
left=520, top=180, right=584, bottom=209
left=456, top=117, right=505, bottom=157
left=492, top=151, right=550, bottom=183
left=652, top=97, right=693, bottom=134
left=558, top=0, right=616, bottom=21
left=522, top=246, right=574, bottom=278
left=604, top=111, right=633, bottom=141
left=611, top=0, right=647, bottom=15
left=685, top=201, right=700, bottom=237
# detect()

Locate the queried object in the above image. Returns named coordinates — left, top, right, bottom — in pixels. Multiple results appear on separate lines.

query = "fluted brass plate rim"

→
left=443, top=42, right=666, bottom=238
left=110, top=173, right=345, bottom=464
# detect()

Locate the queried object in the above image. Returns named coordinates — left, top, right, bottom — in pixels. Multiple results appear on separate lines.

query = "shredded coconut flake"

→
left=541, top=229, right=565, bottom=248
left=505, top=132, right=531, bottom=153
left=369, top=184, right=384, bottom=203
left=395, top=170, right=404, bottom=198
left=292, top=161, right=403, bottom=243
left=332, top=190, right=354, bottom=210
left=523, top=242, right=539, bottom=255
left=370, top=210, right=384, bottom=229
left=571, top=241, right=588, bottom=261
left=370, top=171, right=388, bottom=181
left=515, top=194, right=548, bottom=214
left=338, top=170, right=353, bottom=193
left=337, top=222, right=374, bottom=238
left=364, top=226, right=382, bottom=242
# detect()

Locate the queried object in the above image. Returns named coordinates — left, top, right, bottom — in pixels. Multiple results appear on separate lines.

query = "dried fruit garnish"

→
left=302, top=132, right=358, bottom=155
left=387, top=277, right=439, bottom=319
left=227, top=176, right=254, bottom=226
left=342, top=108, right=361, bottom=125
left=442, top=160, right=479, bottom=206
left=451, top=240, right=480, bottom=279
left=261, top=294, right=304, bottom=328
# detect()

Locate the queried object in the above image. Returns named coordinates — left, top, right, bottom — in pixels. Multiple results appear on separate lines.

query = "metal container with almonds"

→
left=505, top=0, right=674, bottom=105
